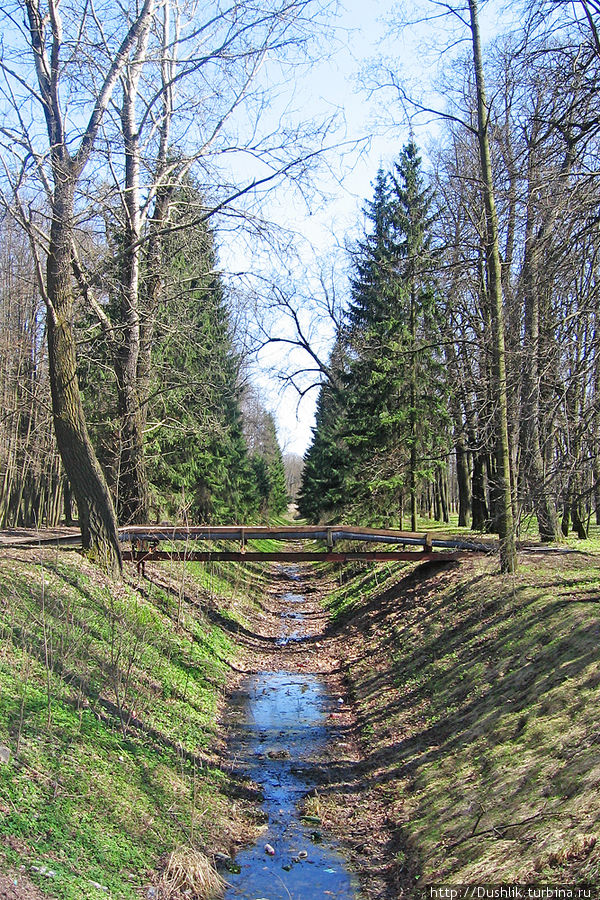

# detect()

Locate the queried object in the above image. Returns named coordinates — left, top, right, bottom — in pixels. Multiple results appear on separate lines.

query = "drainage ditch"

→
left=223, top=569, right=358, bottom=900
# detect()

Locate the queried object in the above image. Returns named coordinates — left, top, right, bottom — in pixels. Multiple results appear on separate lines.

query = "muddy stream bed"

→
left=223, top=569, right=359, bottom=900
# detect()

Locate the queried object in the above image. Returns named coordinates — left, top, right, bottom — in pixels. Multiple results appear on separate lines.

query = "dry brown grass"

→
left=157, top=848, right=226, bottom=899
left=546, top=835, right=597, bottom=867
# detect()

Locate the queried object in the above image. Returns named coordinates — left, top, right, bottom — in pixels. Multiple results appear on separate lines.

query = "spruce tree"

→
left=245, top=409, right=289, bottom=518
left=391, top=139, right=447, bottom=529
left=301, top=144, right=448, bottom=527
left=298, top=338, right=350, bottom=522
left=145, top=216, right=258, bottom=523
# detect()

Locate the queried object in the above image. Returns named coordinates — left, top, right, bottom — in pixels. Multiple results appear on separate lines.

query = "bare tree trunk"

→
left=47, top=177, right=122, bottom=572
left=518, top=137, right=562, bottom=542
left=468, top=0, right=517, bottom=572
left=520, top=270, right=560, bottom=540
left=456, top=435, right=471, bottom=527
left=409, top=284, right=418, bottom=532
left=63, top=476, right=73, bottom=525
left=471, top=437, right=489, bottom=531
left=433, top=479, right=441, bottom=522
left=565, top=357, right=588, bottom=539
left=115, top=59, right=151, bottom=524
left=138, top=186, right=171, bottom=437
left=439, top=466, right=449, bottom=523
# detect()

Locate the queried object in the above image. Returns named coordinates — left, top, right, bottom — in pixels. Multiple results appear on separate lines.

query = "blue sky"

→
left=221, top=0, right=505, bottom=456
left=221, top=0, right=407, bottom=456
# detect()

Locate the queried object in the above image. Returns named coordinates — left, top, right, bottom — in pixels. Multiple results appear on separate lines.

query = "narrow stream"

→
left=223, top=571, right=358, bottom=900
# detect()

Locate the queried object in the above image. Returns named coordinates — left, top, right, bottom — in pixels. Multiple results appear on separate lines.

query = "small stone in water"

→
left=337, top=697, right=344, bottom=706
left=297, top=850, right=308, bottom=859
left=264, top=843, right=275, bottom=856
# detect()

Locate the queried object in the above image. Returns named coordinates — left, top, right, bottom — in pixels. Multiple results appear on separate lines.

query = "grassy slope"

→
left=3, top=521, right=600, bottom=898
left=325, top=551, right=600, bottom=890
left=0, top=549, right=266, bottom=900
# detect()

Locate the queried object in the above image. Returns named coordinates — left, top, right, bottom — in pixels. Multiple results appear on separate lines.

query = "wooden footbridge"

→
left=0, top=524, right=490, bottom=571
left=118, top=524, right=490, bottom=570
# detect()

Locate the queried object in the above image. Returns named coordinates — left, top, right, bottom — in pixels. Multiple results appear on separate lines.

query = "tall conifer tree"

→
left=298, top=338, right=349, bottom=521
left=300, top=142, right=448, bottom=526
left=147, top=220, right=257, bottom=523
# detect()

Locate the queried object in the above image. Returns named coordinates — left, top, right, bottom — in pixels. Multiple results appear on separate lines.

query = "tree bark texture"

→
left=47, top=178, right=122, bottom=573
left=468, top=0, right=517, bottom=572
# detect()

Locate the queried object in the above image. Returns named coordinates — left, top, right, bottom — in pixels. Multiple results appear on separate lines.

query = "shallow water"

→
left=224, top=577, right=358, bottom=900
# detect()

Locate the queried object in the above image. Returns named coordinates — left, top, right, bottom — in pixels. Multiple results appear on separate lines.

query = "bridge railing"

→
left=116, top=525, right=491, bottom=573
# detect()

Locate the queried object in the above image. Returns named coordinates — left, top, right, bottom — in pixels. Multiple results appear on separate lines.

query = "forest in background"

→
left=0, top=0, right=600, bottom=573
left=300, top=4, right=600, bottom=560
left=0, top=206, right=288, bottom=527
left=0, top=0, right=324, bottom=548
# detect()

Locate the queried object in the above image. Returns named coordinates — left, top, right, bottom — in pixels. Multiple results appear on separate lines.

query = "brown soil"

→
left=0, top=874, right=48, bottom=900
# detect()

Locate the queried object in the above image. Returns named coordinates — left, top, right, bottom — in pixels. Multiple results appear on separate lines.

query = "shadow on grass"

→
left=301, top=556, right=600, bottom=889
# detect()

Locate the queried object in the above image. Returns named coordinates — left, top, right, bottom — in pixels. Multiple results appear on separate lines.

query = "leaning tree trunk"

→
left=468, top=0, right=517, bottom=573
left=18, top=0, right=157, bottom=573
left=47, top=177, right=122, bottom=574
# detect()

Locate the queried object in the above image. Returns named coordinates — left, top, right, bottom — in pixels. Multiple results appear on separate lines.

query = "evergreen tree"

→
left=300, top=143, right=449, bottom=527
left=298, top=338, right=349, bottom=521
left=391, top=139, right=447, bottom=529
left=244, top=407, right=289, bottom=518
left=147, top=240, right=258, bottom=523
left=346, top=167, right=400, bottom=332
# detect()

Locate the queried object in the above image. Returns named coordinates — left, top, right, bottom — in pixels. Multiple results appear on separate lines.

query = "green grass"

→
left=0, top=552, right=255, bottom=899
left=400, top=510, right=600, bottom=548
left=323, top=551, right=600, bottom=888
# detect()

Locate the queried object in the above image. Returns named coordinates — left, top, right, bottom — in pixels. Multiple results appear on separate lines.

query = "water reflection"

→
left=224, top=671, right=358, bottom=900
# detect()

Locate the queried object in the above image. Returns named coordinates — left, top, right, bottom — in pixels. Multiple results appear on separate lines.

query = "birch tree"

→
left=0, top=0, right=159, bottom=572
